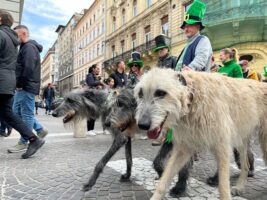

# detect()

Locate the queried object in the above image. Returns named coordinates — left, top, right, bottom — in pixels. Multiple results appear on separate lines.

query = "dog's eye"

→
left=117, top=100, right=123, bottom=107
left=138, top=89, right=143, bottom=99
left=154, top=89, right=167, bottom=98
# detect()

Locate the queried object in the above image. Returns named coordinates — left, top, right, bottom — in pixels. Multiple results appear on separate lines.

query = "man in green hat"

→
left=175, top=0, right=212, bottom=72
left=263, top=66, right=267, bottom=83
left=154, top=34, right=177, bottom=69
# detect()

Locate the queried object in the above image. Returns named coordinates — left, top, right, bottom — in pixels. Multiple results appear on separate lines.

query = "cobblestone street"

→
left=0, top=109, right=267, bottom=200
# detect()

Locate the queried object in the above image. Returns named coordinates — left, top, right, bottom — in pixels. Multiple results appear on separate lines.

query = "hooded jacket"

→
left=16, top=39, right=43, bottom=95
left=0, top=25, right=20, bottom=95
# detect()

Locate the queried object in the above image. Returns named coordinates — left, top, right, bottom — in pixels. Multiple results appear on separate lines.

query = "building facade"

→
left=41, top=46, right=55, bottom=90
left=0, top=0, right=24, bottom=26
left=73, top=0, right=105, bottom=89
left=104, top=0, right=172, bottom=73
left=56, top=13, right=83, bottom=96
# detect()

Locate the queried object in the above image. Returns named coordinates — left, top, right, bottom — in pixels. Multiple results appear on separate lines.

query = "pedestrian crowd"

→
left=1, top=0, right=266, bottom=160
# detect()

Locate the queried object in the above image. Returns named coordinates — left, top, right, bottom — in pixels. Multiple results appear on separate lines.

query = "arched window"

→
left=112, top=16, right=116, bottom=31
left=133, top=0, right=137, bottom=17
left=122, top=9, right=126, bottom=25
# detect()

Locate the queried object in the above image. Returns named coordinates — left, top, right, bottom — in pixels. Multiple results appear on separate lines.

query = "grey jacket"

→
left=157, top=54, right=177, bottom=69
left=0, top=25, right=19, bottom=95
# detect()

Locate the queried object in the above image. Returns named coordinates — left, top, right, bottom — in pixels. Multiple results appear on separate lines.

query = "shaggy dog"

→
left=134, top=68, right=267, bottom=200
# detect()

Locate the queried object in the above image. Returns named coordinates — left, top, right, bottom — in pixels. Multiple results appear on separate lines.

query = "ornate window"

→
left=132, top=33, right=137, bottom=49
left=161, top=15, right=169, bottom=36
left=133, top=0, right=138, bottom=17
left=122, top=9, right=126, bottom=25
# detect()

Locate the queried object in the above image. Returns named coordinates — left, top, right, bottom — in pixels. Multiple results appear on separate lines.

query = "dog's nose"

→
left=138, top=116, right=151, bottom=130
left=52, top=111, right=58, bottom=117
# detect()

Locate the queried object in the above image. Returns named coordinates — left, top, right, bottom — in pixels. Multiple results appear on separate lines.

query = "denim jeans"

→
left=45, top=98, right=53, bottom=113
left=13, top=90, right=43, bottom=144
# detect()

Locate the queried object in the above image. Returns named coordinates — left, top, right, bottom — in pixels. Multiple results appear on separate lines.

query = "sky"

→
left=22, top=0, right=94, bottom=58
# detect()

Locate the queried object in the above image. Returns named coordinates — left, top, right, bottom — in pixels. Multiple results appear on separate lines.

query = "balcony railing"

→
left=104, top=39, right=156, bottom=68
left=204, top=2, right=267, bottom=25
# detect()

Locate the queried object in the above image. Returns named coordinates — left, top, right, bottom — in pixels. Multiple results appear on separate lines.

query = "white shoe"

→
left=139, top=135, right=148, bottom=140
left=87, top=130, right=96, bottom=136
left=94, top=130, right=104, bottom=135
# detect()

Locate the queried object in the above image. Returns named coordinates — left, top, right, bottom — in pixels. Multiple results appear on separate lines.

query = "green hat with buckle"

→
left=153, top=34, right=171, bottom=52
left=180, top=0, right=206, bottom=30
left=127, top=52, right=144, bottom=68
left=264, top=66, right=267, bottom=76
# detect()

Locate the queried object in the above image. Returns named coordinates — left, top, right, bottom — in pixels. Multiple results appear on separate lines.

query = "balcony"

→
left=104, top=40, right=156, bottom=68
left=202, top=1, right=267, bottom=50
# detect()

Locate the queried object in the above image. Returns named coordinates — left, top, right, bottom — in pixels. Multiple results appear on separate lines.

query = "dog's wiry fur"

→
left=134, top=68, right=267, bottom=200
left=53, top=89, right=136, bottom=190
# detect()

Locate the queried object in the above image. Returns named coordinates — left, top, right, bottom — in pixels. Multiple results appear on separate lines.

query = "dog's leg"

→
left=215, top=143, right=232, bottom=200
left=247, top=139, right=254, bottom=177
left=151, top=145, right=192, bottom=200
left=231, top=143, right=249, bottom=196
left=153, top=142, right=173, bottom=179
left=120, top=136, right=132, bottom=182
left=170, top=157, right=193, bottom=197
left=83, top=134, right=127, bottom=191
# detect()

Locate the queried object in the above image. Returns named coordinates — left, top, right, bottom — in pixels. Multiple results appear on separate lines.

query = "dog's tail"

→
left=259, top=120, right=267, bottom=165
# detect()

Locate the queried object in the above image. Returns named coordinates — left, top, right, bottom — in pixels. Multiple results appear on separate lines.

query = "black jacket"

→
left=157, top=54, right=177, bottom=69
left=110, top=71, right=127, bottom=88
left=16, top=40, right=43, bottom=95
left=0, top=25, right=19, bottom=95
left=86, top=73, right=101, bottom=88
left=43, top=87, right=55, bottom=100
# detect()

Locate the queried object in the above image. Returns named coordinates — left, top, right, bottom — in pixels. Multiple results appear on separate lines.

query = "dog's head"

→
left=134, top=68, right=191, bottom=140
left=52, top=89, right=106, bottom=124
left=104, top=89, right=137, bottom=133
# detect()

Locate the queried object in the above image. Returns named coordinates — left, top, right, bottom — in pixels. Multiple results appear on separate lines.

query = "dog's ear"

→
left=177, top=73, right=187, bottom=86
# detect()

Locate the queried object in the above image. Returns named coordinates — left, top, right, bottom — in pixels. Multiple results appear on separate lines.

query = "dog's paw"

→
left=169, top=184, right=186, bottom=197
left=231, top=186, right=243, bottom=196
left=83, top=184, right=92, bottom=192
left=120, top=174, right=131, bottom=182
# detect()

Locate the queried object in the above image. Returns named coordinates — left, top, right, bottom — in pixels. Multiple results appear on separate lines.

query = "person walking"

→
left=0, top=10, right=44, bottom=158
left=154, top=34, right=177, bottom=69
left=175, top=0, right=212, bottom=72
left=110, top=60, right=128, bottom=88
left=43, top=83, right=55, bottom=115
left=8, top=25, right=48, bottom=153
left=86, top=64, right=104, bottom=136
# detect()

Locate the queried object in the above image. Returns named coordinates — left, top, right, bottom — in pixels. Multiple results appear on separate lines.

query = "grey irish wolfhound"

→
left=134, top=68, right=267, bottom=200
left=52, top=88, right=193, bottom=197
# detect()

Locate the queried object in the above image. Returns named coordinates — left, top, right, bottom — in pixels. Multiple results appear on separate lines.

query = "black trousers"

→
left=0, top=94, right=34, bottom=139
left=87, top=119, right=95, bottom=131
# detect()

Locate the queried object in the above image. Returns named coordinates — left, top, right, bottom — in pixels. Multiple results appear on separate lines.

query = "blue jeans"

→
left=13, top=90, right=43, bottom=144
left=45, top=98, right=53, bottom=113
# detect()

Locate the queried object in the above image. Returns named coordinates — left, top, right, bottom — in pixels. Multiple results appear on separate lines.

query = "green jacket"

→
left=218, top=59, right=243, bottom=78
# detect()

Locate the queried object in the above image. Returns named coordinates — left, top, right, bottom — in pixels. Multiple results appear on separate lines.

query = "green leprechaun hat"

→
left=264, top=65, right=267, bottom=76
left=180, top=0, right=206, bottom=30
left=127, top=52, right=144, bottom=68
left=153, top=34, right=171, bottom=52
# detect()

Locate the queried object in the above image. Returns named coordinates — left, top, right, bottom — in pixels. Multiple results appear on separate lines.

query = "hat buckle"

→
left=185, top=14, right=190, bottom=21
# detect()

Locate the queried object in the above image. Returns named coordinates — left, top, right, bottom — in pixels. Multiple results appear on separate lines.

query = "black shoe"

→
left=0, top=132, right=6, bottom=137
left=21, top=138, right=45, bottom=159
left=6, top=128, right=12, bottom=137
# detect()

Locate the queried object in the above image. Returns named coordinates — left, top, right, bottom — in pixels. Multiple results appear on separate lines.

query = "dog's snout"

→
left=52, top=111, right=58, bottom=117
left=138, top=114, right=151, bottom=130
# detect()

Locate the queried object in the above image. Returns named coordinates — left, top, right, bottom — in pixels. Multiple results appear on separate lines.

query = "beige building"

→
left=73, top=0, right=106, bottom=89
left=41, top=46, right=55, bottom=90
left=0, top=0, right=24, bottom=26
left=104, top=0, right=267, bottom=75
left=56, top=13, right=83, bottom=96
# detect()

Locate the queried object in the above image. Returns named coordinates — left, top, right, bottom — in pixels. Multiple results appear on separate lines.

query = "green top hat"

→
left=127, top=52, right=144, bottom=68
left=180, top=0, right=206, bottom=30
left=264, top=66, right=267, bottom=76
left=153, top=34, right=171, bottom=52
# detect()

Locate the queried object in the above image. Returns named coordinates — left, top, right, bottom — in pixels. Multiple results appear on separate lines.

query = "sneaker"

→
left=140, top=135, right=148, bottom=140
left=37, top=129, right=48, bottom=139
left=7, top=142, right=28, bottom=153
left=87, top=130, right=96, bottom=136
left=6, top=128, right=12, bottom=137
left=94, top=130, right=104, bottom=135
left=21, top=138, right=45, bottom=159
